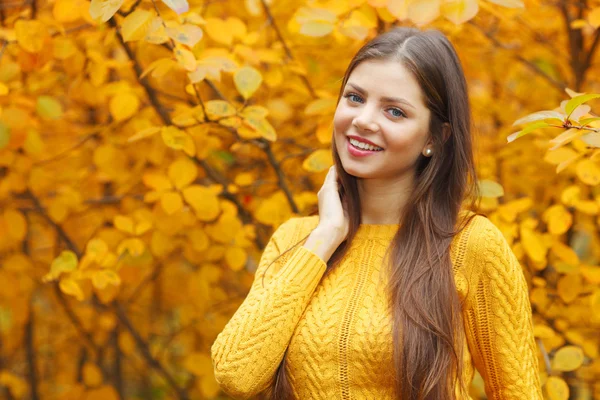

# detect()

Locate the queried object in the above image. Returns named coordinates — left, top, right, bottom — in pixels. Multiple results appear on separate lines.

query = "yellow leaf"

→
left=121, top=8, right=153, bottom=42
left=302, top=149, right=333, bottom=172
left=520, top=227, right=547, bottom=263
left=140, top=58, right=178, bottom=79
left=543, top=205, right=572, bottom=235
left=228, top=16, right=247, bottom=39
left=581, top=265, right=600, bottom=284
left=119, top=332, right=136, bottom=355
left=23, top=129, right=44, bottom=155
left=128, top=125, right=162, bottom=143
left=160, top=191, right=184, bottom=214
left=255, top=191, right=293, bottom=227
left=477, top=180, right=504, bottom=198
left=161, top=126, right=196, bottom=156
left=241, top=116, right=277, bottom=141
left=161, top=0, right=189, bottom=14
left=5, top=209, right=26, bottom=241
left=576, top=159, right=600, bottom=185
left=240, top=105, right=269, bottom=119
left=166, top=23, right=203, bottom=47
left=546, top=376, right=569, bottom=400
left=296, top=7, right=336, bottom=37
left=59, top=278, right=85, bottom=301
left=114, top=215, right=135, bottom=234
left=53, top=0, right=82, bottom=23
left=574, top=199, right=598, bottom=215
left=86, top=238, right=109, bottom=261
left=557, top=274, right=582, bottom=303
left=551, top=241, right=580, bottom=265
left=36, top=96, right=63, bottom=120
left=109, top=92, right=139, bottom=121
left=188, top=228, right=210, bottom=252
left=234, top=66, right=262, bottom=99
left=83, top=362, right=103, bottom=387
left=92, top=269, right=121, bottom=289
left=143, top=172, right=172, bottom=192
left=234, top=172, right=254, bottom=186
left=15, top=20, right=46, bottom=53
left=544, top=147, right=578, bottom=165
left=168, top=157, right=197, bottom=189
left=205, top=100, right=237, bottom=119
left=441, top=0, right=478, bottom=24
left=174, top=46, right=196, bottom=71
left=387, top=0, right=408, bottom=19
left=316, top=117, right=333, bottom=144
left=0, top=122, right=10, bottom=150
left=225, top=246, right=247, bottom=271
left=570, top=19, right=588, bottom=29
left=0, top=82, right=8, bottom=96
left=184, top=352, right=213, bottom=376
left=0, top=372, right=27, bottom=398
left=533, top=325, right=556, bottom=339
left=44, top=250, right=79, bottom=282
left=89, top=0, right=125, bottom=22
left=552, top=345, right=584, bottom=371
left=589, top=7, right=600, bottom=28
left=408, top=0, right=440, bottom=25
left=560, top=185, right=580, bottom=206
left=304, top=98, right=336, bottom=116
left=204, top=18, right=234, bottom=46
left=486, top=0, right=524, bottom=6
left=183, top=185, right=221, bottom=221
left=117, top=238, right=145, bottom=257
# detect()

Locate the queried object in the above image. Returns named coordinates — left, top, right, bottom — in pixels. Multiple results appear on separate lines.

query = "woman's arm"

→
left=210, top=218, right=334, bottom=399
left=463, top=216, right=543, bottom=400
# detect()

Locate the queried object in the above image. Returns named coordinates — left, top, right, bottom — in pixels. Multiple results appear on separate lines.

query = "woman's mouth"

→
left=347, top=137, right=384, bottom=157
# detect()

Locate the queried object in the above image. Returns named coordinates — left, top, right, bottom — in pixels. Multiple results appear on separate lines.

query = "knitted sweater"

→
left=211, top=213, right=543, bottom=400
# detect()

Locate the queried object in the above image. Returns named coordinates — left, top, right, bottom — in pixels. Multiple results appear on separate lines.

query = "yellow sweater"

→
left=211, top=213, right=543, bottom=399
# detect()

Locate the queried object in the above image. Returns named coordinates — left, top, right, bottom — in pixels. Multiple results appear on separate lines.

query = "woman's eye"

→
left=345, top=93, right=362, bottom=103
left=388, top=108, right=405, bottom=118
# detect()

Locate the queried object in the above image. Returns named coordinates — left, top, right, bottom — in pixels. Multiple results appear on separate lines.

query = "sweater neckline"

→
left=354, top=224, right=400, bottom=240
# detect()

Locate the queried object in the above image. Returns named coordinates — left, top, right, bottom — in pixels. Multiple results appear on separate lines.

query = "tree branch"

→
left=260, top=0, right=316, bottom=98
left=114, top=303, right=189, bottom=400
left=468, top=21, right=566, bottom=92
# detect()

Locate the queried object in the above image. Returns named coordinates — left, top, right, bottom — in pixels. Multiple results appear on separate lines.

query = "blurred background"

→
left=1, top=0, right=600, bottom=398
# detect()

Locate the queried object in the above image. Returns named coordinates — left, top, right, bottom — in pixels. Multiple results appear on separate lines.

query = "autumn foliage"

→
left=1, top=0, right=600, bottom=398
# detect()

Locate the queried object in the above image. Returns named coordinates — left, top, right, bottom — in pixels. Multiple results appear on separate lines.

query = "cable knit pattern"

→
left=211, top=213, right=543, bottom=399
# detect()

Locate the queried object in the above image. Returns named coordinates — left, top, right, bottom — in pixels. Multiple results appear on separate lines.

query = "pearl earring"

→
left=425, top=148, right=432, bottom=156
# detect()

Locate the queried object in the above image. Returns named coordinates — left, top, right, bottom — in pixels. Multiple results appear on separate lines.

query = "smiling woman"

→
left=211, top=26, right=543, bottom=400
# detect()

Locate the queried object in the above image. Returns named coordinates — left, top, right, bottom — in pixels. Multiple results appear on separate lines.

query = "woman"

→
left=211, top=27, right=543, bottom=400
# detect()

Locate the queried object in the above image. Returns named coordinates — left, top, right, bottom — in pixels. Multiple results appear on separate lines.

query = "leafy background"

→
left=1, top=0, right=600, bottom=398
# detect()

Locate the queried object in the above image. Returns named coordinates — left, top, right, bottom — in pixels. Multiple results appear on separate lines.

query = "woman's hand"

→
left=316, top=166, right=349, bottom=243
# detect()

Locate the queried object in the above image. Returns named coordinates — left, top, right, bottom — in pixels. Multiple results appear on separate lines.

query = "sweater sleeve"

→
left=463, top=216, right=543, bottom=400
left=210, top=217, right=327, bottom=399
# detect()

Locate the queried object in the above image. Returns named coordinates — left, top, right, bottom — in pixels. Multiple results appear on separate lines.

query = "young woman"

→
left=211, top=27, right=543, bottom=400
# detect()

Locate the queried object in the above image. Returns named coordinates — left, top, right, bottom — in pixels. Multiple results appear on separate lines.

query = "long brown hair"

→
left=259, top=27, right=481, bottom=400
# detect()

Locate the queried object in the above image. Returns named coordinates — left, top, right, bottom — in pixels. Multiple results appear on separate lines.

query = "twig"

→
left=114, top=303, right=189, bottom=400
left=259, top=0, right=316, bottom=98
left=468, top=21, right=566, bottom=92
left=25, top=308, right=39, bottom=400
left=34, top=132, right=98, bottom=165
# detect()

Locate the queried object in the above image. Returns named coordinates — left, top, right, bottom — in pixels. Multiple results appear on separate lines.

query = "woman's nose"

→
left=352, top=107, right=379, bottom=132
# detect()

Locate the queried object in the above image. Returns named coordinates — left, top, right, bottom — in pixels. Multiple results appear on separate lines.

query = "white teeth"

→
left=349, top=138, right=383, bottom=151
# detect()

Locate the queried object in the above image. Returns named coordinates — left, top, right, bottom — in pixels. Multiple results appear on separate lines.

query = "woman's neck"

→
left=357, top=173, right=414, bottom=225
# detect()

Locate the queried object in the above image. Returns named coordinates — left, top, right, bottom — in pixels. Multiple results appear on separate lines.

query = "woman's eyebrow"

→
left=347, top=82, right=415, bottom=110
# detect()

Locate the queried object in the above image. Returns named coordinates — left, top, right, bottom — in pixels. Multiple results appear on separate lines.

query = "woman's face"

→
left=333, top=59, right=432, bottom=180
